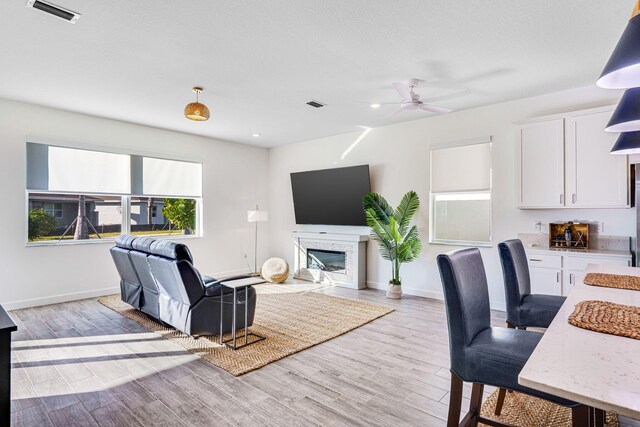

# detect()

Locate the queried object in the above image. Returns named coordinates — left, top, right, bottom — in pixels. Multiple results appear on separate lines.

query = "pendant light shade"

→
left=184, top=87, right=210, bottom=121
left=610, top=130, right=640, bottom=155
left=598, top=2, right=640, bottom=89
left=605, top=87, right=640, bottom=132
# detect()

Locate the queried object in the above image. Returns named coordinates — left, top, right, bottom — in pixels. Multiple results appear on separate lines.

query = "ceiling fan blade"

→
left=392, top=82, right=414, bottom=102
left=420, top=103, right=453, bottom=114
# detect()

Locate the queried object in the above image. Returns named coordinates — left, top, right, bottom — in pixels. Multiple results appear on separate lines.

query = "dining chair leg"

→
left=447, top=371, right=464, bottom=427
left=571, top=405, right=591, bottom=427
left=467, top=383, right=484, bottom=427
left=494, top=387, right=507, bottom=415
left=594, top=408, right=606, bottom=427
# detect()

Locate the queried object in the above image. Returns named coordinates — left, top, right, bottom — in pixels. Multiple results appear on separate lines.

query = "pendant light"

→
left=610, top=131, right=640, bottom=155
left=184, top=87, right=210, bottom=121
left=598, top=1, right=640, bottom=89
left=606, top=87, right=640, bottom=132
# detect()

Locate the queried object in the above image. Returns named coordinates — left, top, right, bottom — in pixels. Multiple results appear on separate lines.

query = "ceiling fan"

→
left=382, top=79, right=453, bottom=116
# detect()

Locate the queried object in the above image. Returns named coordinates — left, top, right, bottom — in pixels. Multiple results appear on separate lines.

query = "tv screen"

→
left=290, top=165, right=371, bottom=226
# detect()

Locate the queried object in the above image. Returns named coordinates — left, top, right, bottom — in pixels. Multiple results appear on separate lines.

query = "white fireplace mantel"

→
left=292, top=231, right=368, bottom=289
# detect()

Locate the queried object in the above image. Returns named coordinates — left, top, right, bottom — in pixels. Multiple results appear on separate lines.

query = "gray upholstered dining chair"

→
left=436, top=248, right=590, bottom=427
left=498, top=239, right=566, bottom=330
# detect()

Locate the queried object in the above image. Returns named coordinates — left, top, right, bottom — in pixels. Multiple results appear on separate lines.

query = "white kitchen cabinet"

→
left=526, top=250, right=631, bottom=297
left=516, top=119, right=565, bottom=208
left=565, top=111, right=629, bottom=208
left=516, top=106, right=630, bottom=209
left=530, top=267, right=563, bottom=296
left=562, top=255, right=631, bottom=296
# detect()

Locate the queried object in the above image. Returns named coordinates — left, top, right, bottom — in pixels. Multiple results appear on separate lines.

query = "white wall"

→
left=0, top=98, right=269, bottom=310
left=267, top=85, right=636, bottom=310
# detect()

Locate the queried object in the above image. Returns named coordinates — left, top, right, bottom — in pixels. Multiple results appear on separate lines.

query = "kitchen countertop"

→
left=519, top=263, right=640, bottom=419
left=525, top=245, right=631, bottom=258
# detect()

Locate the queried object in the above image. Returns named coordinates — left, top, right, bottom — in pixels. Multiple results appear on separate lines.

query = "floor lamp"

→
left=247, top=206, right=268, bottom=275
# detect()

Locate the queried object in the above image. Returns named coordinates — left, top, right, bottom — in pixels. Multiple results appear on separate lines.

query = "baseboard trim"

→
left=2, top=286, right=120, bottom=311
left=3, top=268, right=254, bottom=311
left=366, top=280, right=506, bottom=312
left=365, top=281, right=444, bottom=300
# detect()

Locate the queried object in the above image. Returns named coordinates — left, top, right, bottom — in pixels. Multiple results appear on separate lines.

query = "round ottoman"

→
left=261, top=257, right=289, bottom=283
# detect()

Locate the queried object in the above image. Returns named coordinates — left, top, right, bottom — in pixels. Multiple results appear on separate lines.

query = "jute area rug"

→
left=99, top=284, right=393, bottom=376
left=480, top=389, right=618, bottom=427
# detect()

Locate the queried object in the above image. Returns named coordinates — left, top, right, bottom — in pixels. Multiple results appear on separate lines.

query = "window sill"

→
left=429, top=240, right=492, bottom=248
left=25, top=233, right=202, bottom=247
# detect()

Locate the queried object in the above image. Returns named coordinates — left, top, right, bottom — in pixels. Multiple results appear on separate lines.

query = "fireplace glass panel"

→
left=307, top=249, right=346, bottom=273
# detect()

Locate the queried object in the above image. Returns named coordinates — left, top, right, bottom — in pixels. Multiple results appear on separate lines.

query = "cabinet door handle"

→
left=572, top=194, right=577, bottom=204
left=569, top=273, right=574, bottom=285
left=529, top=259, right=543, bottom=262
left=557, top=272, right=560, bottom=283
left=560, top=194, right=564, bottom=205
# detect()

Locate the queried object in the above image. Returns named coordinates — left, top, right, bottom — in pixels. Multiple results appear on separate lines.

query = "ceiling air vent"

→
left=26, top=0, right=81, bottom=23
left=306, top=100, right=326, bottom=108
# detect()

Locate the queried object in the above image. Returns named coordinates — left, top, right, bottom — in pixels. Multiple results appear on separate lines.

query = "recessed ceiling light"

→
left=252, top=133, right=261, bottom=137
left=370, top=103, right=381, bottom=109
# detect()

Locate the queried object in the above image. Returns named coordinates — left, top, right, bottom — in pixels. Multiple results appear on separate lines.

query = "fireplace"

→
left=293, top=232, right=368, bottom=289
left=307, top=249, right=346, bottom=273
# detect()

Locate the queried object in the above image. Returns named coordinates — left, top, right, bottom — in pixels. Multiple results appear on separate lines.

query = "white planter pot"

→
left=386, top=283, right=402, bottom=299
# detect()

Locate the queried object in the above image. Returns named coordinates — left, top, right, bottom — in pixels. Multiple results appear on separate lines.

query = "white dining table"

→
left=519, top=263, right=640, bottom=420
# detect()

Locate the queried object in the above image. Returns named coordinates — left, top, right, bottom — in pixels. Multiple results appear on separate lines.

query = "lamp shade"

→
left=606, top=87, right=640, bottom=132
left=184, top=102, right=210, bottom=121
left=598, top=5, right=640, bottom=89
left=610, top=130, right=640, bottom=155
left=247, top=210, right=268, bottom=222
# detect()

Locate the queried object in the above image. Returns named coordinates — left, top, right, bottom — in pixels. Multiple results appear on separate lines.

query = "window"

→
left=28, top=193, right=122, bottom=242
left=429, top=137, right=492, bottom=246
left=129, top=197, right=197, bottom=237
left=26, top=143, right=203, bottom=245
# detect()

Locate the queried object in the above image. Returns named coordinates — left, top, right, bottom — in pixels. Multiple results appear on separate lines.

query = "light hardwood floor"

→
left=8, top=286, right=640, bottom=427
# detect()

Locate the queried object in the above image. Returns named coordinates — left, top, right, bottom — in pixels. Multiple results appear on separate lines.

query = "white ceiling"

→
left=0, top=1, right=632, bottom=147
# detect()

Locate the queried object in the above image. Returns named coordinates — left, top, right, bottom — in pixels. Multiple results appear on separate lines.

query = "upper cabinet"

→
left=517, top=119, right=565, bottom=208
left=516, top=106, right=630, bottom=209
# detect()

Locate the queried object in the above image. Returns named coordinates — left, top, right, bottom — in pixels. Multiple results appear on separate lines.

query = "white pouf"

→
left=261, top=257, right=289, bottom=283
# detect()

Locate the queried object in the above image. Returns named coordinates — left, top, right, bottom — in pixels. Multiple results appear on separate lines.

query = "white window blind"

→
left=27, top=144, right=131, bottom=194
left=430, top=141, right=491, bottom=193
left=141, top=157, right=202, bottom=198
left=429, top=137, right=492, bottom=246
left=27, top=142, right=203, bottom=197
left=49, top=146, right=131, bottom=194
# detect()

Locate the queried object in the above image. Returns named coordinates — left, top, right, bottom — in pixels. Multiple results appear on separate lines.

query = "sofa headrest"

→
left=132, top=236, right=155, bottom=253
left=115, top=234, right=136, bottom=250
left=149, top=239, right=194, bottom=263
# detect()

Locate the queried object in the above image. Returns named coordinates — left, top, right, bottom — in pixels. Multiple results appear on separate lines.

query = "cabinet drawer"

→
left=525, top=253, right=561, bottom=269
left=565, top=256, right=630, bottom=271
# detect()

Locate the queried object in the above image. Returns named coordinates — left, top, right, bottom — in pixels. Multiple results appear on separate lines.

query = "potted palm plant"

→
left=363, top=191, right=422, bottom=299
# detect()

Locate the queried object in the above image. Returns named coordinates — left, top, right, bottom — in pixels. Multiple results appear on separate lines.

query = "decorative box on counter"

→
left=549, top=222, right=589, bottom=249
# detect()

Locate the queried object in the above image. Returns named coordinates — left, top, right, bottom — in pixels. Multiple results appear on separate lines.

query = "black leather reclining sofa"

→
left=110, top=234, right=257, bottom=337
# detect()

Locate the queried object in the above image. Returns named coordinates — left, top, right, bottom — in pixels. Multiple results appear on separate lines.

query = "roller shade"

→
left=141, top=157, right=202, bottom=198
left=27, top=142, right=203, bottom=198
left=27, top=143, right=131, bottom=194
left=430, top=139, right=491, bottom=193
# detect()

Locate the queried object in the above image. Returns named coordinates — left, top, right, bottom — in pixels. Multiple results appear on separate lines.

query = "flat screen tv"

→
left=290, top=165, right=371, bottom=226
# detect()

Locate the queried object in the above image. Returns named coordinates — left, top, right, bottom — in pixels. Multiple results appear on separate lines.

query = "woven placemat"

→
left=568, top=300, right=640, bottom=340
left=583, top=273, right=640, bottom=291
left=480, top=389, right=618, bottom=426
